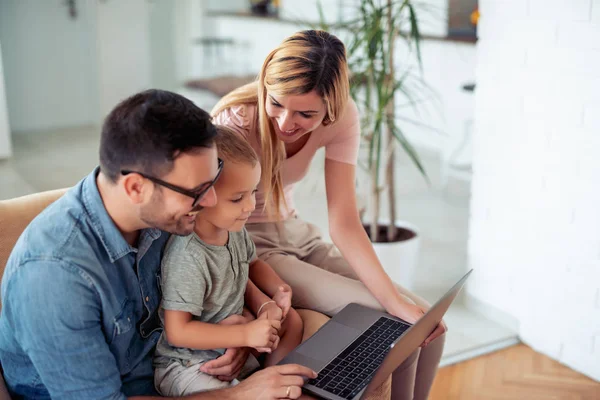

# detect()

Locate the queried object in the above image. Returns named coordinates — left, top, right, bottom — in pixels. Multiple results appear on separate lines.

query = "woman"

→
left=212, top=30, right=446, bottom=400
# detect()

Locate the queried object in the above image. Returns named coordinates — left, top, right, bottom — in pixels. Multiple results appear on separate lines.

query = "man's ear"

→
left=122, top=173, right=151, bottom=205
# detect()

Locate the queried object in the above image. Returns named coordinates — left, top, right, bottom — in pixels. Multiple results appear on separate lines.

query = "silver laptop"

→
left=278, top=269, right=473, bottom=400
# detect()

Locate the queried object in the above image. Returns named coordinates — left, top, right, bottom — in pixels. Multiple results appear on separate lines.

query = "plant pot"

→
left=363, top=220, right=420, bottom=291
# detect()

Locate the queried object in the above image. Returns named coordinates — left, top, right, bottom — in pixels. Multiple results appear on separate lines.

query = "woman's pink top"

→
left=213, top=99, right=360, bottom=223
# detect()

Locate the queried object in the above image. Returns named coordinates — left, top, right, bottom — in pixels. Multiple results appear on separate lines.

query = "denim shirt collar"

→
left=81, top=167, right=162, bottom=263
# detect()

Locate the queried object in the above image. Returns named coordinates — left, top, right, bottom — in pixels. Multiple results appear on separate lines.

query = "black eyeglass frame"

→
left=121, top=158, right=224, bottom=207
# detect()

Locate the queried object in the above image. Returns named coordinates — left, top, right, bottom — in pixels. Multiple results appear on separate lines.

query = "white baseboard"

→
left=463, top=292, right=520, bottom=332
left=440, top=336, right=521, bottom=367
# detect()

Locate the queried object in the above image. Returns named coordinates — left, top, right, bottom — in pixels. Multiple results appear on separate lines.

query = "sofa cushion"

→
left=0, top=189, right=67, bottom=303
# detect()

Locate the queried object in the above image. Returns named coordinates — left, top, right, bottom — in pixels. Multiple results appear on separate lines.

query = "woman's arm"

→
left=164, top=309, right=280, bottom=350
left=323, top=159, right=423, bottom=319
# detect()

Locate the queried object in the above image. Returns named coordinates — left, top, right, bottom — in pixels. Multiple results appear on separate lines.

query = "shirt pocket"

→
left=110, top=297, right=136, bottom=372
left=112, top=297, right=135, bottom=339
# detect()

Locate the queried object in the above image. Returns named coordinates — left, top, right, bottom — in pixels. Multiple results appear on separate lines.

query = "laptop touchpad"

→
left=298, top=321, right=361, bottom=362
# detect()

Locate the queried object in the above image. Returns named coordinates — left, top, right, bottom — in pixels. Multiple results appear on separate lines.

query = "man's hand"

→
left=229, top=364, right=317, bottom=399
left=200, top=347, right=251, bottom=382
left=202, top=313, right=254, bottom=381
left=272, top=285, right=293, bottom=320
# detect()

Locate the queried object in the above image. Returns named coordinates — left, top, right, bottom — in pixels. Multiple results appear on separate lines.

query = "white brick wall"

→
left=594, top=0, right=600, bottom=22
left=468, top=0, right=600, bottom=381
left=529, top=0, right=592, bottom=21
left=558, top=22, right=600, bottom=50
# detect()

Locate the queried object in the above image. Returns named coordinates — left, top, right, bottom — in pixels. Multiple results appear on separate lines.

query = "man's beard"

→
left=139, top=192, right=195, bottom=236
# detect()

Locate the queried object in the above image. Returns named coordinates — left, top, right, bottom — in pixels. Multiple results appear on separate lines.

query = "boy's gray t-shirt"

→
left=154, top=228, right=256, bottom=367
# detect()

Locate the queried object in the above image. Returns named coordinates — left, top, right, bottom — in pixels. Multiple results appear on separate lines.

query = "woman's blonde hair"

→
left=212, top=30, right=349, bottom=218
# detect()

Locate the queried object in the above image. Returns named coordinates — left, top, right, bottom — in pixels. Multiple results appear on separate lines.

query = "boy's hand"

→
left=272, top=285, right=293, bottom=320
left=258, top=301, right=283, bottom=322
left=244, top=318, right=281, bottom=352
left=256, top=311, right=281, bottom=352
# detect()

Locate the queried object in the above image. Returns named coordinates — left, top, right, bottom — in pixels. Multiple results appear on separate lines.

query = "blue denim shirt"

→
left=0, top=168, right=170, bottom=399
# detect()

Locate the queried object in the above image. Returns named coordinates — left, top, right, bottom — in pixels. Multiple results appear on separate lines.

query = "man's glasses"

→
left=121, top=158, right=224, bottom=208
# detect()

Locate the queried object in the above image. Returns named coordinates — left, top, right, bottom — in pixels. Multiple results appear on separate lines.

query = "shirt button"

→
left=145, top=296, right=149, bottom=302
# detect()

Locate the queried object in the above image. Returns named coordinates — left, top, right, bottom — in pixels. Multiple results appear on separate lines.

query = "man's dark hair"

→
left=99, top=89, right=217, bottom=182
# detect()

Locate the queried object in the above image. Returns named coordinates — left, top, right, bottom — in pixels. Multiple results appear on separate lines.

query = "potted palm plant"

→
left=316, top=0, right=432, bottom=289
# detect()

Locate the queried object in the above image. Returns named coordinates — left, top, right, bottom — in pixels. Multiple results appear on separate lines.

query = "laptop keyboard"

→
left=307, top=317, right=410, bottom=399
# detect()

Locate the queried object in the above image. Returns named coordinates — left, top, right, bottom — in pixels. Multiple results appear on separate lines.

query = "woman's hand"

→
left=390, top=302, right=447, bottom=347
left=272, top=284, right=293, bottom=320
left=424, top=318, right=447, bottom=346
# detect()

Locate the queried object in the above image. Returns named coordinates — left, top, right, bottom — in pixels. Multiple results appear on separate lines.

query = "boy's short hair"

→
left=214, top=125, right=259, bottom=167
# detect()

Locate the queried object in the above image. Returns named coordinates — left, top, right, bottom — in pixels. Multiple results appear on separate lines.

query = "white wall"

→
left=0, top=41, right=12, bottom=159
left=0, top=0, right=153, bottom=133
left=95, top=0, right=152, bottom=118
left=149, top=0, right=178, bottom=92
left=0, top=0, right=98, bottom=132
left=468, top=0, right=600, bottom=381
left=174, top=0, right=206, bottom=84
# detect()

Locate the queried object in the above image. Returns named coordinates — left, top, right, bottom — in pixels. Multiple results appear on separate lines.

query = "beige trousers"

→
left=246, top=217, right=444, bottom=400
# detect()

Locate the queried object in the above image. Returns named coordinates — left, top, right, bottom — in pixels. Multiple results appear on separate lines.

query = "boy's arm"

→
left=248, top=258, right=288, bottom=298
left=244, top=278, right=282, bottom=322
left=244, top=277, right=273, bottom=316
left=164, top=309, right=249, bottom=350
left=164, top=309, right=281, bottom=351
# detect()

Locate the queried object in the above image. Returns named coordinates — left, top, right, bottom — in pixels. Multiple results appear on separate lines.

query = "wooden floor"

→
left=430, top=344, right=600, bottom=400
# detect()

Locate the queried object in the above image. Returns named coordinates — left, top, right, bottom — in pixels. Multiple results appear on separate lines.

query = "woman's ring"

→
left=286, top=386, right=291, bottom=397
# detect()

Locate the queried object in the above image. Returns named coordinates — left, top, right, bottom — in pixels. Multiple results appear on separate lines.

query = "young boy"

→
left=153, top=126, right=304, bottom=396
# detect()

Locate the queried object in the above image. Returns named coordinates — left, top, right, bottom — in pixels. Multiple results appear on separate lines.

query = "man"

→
left=0, top=90, right=314, bottom=399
